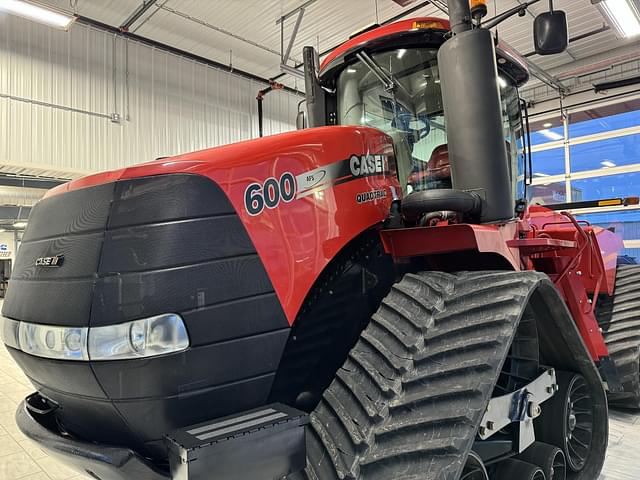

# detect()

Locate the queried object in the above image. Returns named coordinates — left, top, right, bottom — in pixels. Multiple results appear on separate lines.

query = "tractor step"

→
left=166, top=403, right=308, bottom=480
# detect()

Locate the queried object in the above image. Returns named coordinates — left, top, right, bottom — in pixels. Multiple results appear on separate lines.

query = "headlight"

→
left=19, top=322, right=88, bottom=361
left=1, top=316, right=20, bottom=349
left=1, top=313, right=189, bottom=361
left=88, top=314, right=189, bottom=360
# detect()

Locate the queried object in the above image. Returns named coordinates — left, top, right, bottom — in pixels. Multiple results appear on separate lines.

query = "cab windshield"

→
left=336, top=47, right=525, bottom=201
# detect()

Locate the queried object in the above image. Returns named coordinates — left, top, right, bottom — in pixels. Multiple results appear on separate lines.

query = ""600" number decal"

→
left=244, top=172, right=296, bottom=216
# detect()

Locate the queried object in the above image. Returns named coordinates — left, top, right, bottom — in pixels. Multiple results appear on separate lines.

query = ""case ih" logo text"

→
left=35, top=254, right=64, bottom=267
left=349, top=154, right=387, bottom=177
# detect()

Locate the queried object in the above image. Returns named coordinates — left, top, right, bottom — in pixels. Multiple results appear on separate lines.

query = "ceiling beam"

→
left=158, top=4, right=298, bottom=63
left=120, top=0, right=158, bottom=31
left=276, top=0, right=318, bottom=25
left=522, top=58, right=569, bottom=92
left=0, top=175, right=65, bottom=190
left=0, top=206, right=31, bottom=222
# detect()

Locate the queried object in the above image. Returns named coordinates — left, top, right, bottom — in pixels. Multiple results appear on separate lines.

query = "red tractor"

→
left=2, top=1, right=638, bottom=479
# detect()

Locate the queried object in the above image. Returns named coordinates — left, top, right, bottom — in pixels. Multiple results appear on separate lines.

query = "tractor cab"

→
left=305, top=18, right=530, bottom=219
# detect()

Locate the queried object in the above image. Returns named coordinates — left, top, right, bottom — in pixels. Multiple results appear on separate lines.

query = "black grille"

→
left=4, top=173, right=291, bottom=457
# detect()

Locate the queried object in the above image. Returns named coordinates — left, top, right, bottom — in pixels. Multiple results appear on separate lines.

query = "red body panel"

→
left=528, top=206, right=622, bottom=296
left=380, top=222, right=521, bottom=270
left=47, top=126, right=400, bottom=324
left=380, top=204, right=624, bottom=362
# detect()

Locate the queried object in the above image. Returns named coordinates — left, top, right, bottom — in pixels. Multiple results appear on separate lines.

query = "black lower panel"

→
left=8, top=348, right=106, bottom=398
left=14, top=330, right=289, bottom=459
left=33, top=384, right=135, bottom=448
left=34, top=373, right=278, bottom=460
left=92, top=330, right=289, bottom=400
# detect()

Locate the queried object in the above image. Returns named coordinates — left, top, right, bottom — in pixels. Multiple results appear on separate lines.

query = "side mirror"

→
left=533, top=10, right=568, bottom=55
left=296, top=110, right=307, bottom=130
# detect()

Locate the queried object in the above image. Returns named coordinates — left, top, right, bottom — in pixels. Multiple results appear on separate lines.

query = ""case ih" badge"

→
left=35, top=254, right=64, bottom=267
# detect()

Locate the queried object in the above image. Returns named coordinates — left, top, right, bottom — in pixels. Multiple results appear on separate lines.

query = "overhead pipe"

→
left=76, top=16, right=303, bottom=96
left=256, top=81, right=285, bottom=138
left=594, top=75, right=640, bottom=93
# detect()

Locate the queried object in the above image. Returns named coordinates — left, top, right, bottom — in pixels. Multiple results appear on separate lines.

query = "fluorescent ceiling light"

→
left=601, top=160, right=617, bottom=167
left=596, top=0, right=640, bottom=38
left=0, top=0, right=76, bottom=30
left=539, top=129, right=563, bottom=141
left=347, top=68, right=357, bottom=73
left=0, top=228, right=5, bottom=233
left=498, top=76, right=508, bottom=88
left=12, top=221, right=27, bottom=228
left=397, top=49, right=407, bottom=59
left=543, top=122, right=553, bottom=128
left=534, top=172, right=551, bottom=177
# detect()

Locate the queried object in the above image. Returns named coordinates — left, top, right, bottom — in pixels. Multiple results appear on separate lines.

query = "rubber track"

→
left=596, top=264, right=640, bottom=408
left=291, top=271, right=546, bottom=480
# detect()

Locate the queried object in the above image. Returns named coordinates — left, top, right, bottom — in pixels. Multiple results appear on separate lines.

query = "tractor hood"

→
left=2, top=125, right=398, bottom=460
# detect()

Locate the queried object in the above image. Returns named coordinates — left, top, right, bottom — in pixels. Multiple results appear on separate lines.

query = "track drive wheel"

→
left=595, top=264, right=640, bottom=408
left=297, top=271, right=606, bottom=480
left=537, top=372, right=596, bottom=473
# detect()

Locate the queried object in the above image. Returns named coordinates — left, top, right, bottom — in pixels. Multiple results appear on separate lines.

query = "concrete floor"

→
left=0, top=343, right=639, bottom=479
left=0, top=346, right=91, bottom=480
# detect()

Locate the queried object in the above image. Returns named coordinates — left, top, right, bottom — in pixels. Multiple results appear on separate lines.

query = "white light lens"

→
left=601, top=160, right=616, bottom=168
left=0, top=0, right=76, bottom=30
left=12, top=221, right=27, bottom=228
left=598, top=0, right=640, bottom=38
left=498, top=76, right=508, bottom=88
left=1, top=316, right=20, bottom=349
left=1, top=313, right=189, bottom=361
left=88, top=314, right=189, bottom=360
left=18, top=322, right=88, bottom=360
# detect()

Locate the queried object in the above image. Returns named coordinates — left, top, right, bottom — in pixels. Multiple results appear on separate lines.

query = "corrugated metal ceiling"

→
left=32, top=0, right=640, bottom=91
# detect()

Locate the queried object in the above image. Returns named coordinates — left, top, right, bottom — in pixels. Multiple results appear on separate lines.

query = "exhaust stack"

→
left=303, top=46, right=326, bottom=128
left=438, top=0, right=514, bottom=223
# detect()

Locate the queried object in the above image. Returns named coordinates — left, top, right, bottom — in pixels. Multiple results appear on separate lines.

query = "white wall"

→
left=0, top=14, right=302, bottom=179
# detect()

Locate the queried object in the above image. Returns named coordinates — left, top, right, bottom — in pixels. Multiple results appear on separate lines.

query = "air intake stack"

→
left=438, top=0, right=514, bottom=223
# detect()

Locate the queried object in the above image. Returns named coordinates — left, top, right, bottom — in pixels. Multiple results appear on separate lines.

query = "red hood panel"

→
left=45, top=126, right=400, bottom=323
